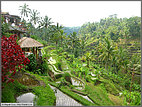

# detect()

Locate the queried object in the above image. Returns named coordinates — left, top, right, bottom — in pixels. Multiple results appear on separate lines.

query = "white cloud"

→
left=1, top=1, right=141, bottom=27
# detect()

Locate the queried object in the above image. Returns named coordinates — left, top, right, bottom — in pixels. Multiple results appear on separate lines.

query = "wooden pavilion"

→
left=18, top=37, right=44, bottom=59
left=2, top=12, right=44, bottom=59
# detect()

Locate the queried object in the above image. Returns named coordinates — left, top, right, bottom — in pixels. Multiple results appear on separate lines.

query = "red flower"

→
left=1, top=34, right=30, bottom=85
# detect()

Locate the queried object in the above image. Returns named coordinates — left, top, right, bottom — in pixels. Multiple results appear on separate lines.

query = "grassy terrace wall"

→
left=27, top=72, right=56, bottom=106
left=2, top=81, right=28, bottom=103
left=85, top=83, right=115, bottom=106
left=2, top=72, right=56, bottom=106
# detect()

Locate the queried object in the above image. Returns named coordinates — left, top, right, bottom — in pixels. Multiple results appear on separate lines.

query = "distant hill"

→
left=63, top=26, right=81, bottom=35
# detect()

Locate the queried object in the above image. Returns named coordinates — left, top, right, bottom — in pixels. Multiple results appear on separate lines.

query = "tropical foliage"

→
left=1, top=3, right=141, bottom=106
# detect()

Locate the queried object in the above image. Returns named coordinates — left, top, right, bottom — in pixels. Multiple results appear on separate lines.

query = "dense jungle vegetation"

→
left=1, top=3, right=141, bottom=106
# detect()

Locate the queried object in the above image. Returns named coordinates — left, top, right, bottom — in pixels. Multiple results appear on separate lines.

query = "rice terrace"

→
left=1, top=1, right=141, bottom=106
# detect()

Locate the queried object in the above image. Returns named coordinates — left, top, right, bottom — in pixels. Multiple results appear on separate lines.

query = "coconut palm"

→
left=30, top=9, right=40, bottom=25
left=127, top=53, right=141, bottom=103
left=80, top=34, right=97, bottom=55
left=52, top=30, right=61, bottom=50
left=98, top=37, right=114, bottom=69
left=85, top=52, right=92, bottom=68
left=19, top=3, right=31, bottom=18
left=59, top=30, right=66, bottom=47
left=55, top=23, right=63, bottom=32
left=117, top=47, right=129, bottom=73
left=39, top=16, right=53, bottom=28
left=70, top=32, right=78, bottom=54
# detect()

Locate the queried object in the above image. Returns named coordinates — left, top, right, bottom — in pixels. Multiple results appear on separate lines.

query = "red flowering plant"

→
left=1, top=34, right=30, bottom=86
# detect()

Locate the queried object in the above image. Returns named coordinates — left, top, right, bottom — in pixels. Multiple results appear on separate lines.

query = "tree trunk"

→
left=105, top=62, right=107, bottom=70
left=129, top=68, right=135, bottom=103
left=56, top=41, right=58, bottom=50
left=87, top=59, right=89, bottom=68
left=61, top=38, right=62, bottom=47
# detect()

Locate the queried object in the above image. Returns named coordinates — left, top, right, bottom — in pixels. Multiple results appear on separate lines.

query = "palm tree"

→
left=85, top=52, right=92, bottom=68
left=59, top=30, right=66, bottom=47
left=70, top=32, right=77, bottom=54
left=39, top=16, right=53, bottom=28
left=50, top=23, right=63, bottom=35
left=19, top=3, right=31, bottom=19
left=127, top=53, right=141, bottom=103
left=52, top=31, right=60, bottom=50
left=30, top=9, right=40, bottom=26
left=98, top=37, right=114, bottom=69
left=117, top=47, right=129, bottom=73
left=80, top=34, right=97, bottom=55
left=52, top=23, right=64, bottom=48
left=56, top=23, right=63, bottom=31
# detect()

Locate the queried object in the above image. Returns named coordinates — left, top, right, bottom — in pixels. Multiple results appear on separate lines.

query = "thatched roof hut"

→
left=18, top=37, right=43, bottom=48
left=18, top=37, right=44, bottom=59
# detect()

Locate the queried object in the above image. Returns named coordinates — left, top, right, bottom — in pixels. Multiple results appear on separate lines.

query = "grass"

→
left=2, top=83, right=16, bottom=103
left=2, top=80, right=28, bottom=103
left=100, top=78, right=120, bottom=96
left=27, top=71, right=56, bottom=106
left=1, top=67, right=123, bottom=106
left=2, top=71, right=56, bottom=106
left=32, top=86, right=56, bottom=106
left=85, top=82, right=115, bottom=106
left=108, top=93, right=124, bottom=106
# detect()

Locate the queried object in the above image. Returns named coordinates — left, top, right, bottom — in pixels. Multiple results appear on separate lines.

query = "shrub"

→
left=2, top=80, right=28, bottom=103
left=27, top=54, right=49, bottom=75
left=26, top=54, right=37, bottom=73
left=64, top=72, right=71, bottom=77
left=74, top=49, right=79, bottom=58
left=38, top=58, right=49, bottom=75
left=132, top=83, right=141, bottom=92
left=80, top=56, right=86, bottom=62
left=57, top=47, right=63, bottom=54
left=100, top=79, right=120, bottom=96
left=56, top=62, right=62, bottom=71
left=1, top=34, right=30, bottom=86
left=122, top=90, right=141, bottom=105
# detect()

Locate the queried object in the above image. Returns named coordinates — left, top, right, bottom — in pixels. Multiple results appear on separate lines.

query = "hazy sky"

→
left=1, top=1, right=141, bottom=27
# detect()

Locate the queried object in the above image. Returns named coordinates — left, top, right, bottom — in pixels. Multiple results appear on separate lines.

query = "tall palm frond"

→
left=19, top=3, right=31, bottom=18
left=30, top=9, right=40, bottom=25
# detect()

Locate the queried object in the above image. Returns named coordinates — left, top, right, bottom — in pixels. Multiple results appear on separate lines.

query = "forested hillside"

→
left=79, top=15, right=141, bottom=40
left=1, top=3, right=141, bottom=106
left=63, top=26, right=80, bottom=35
left=78, top=14, right=141, bottom=56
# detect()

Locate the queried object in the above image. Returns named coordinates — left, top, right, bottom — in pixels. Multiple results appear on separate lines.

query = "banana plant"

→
left=127, top=53, right=141, bottom=103
left=80, top=34, right=98, bottom=55
left=117, top=47, right=129, bottom=73
left=85, top=52, right=92, bottom=68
